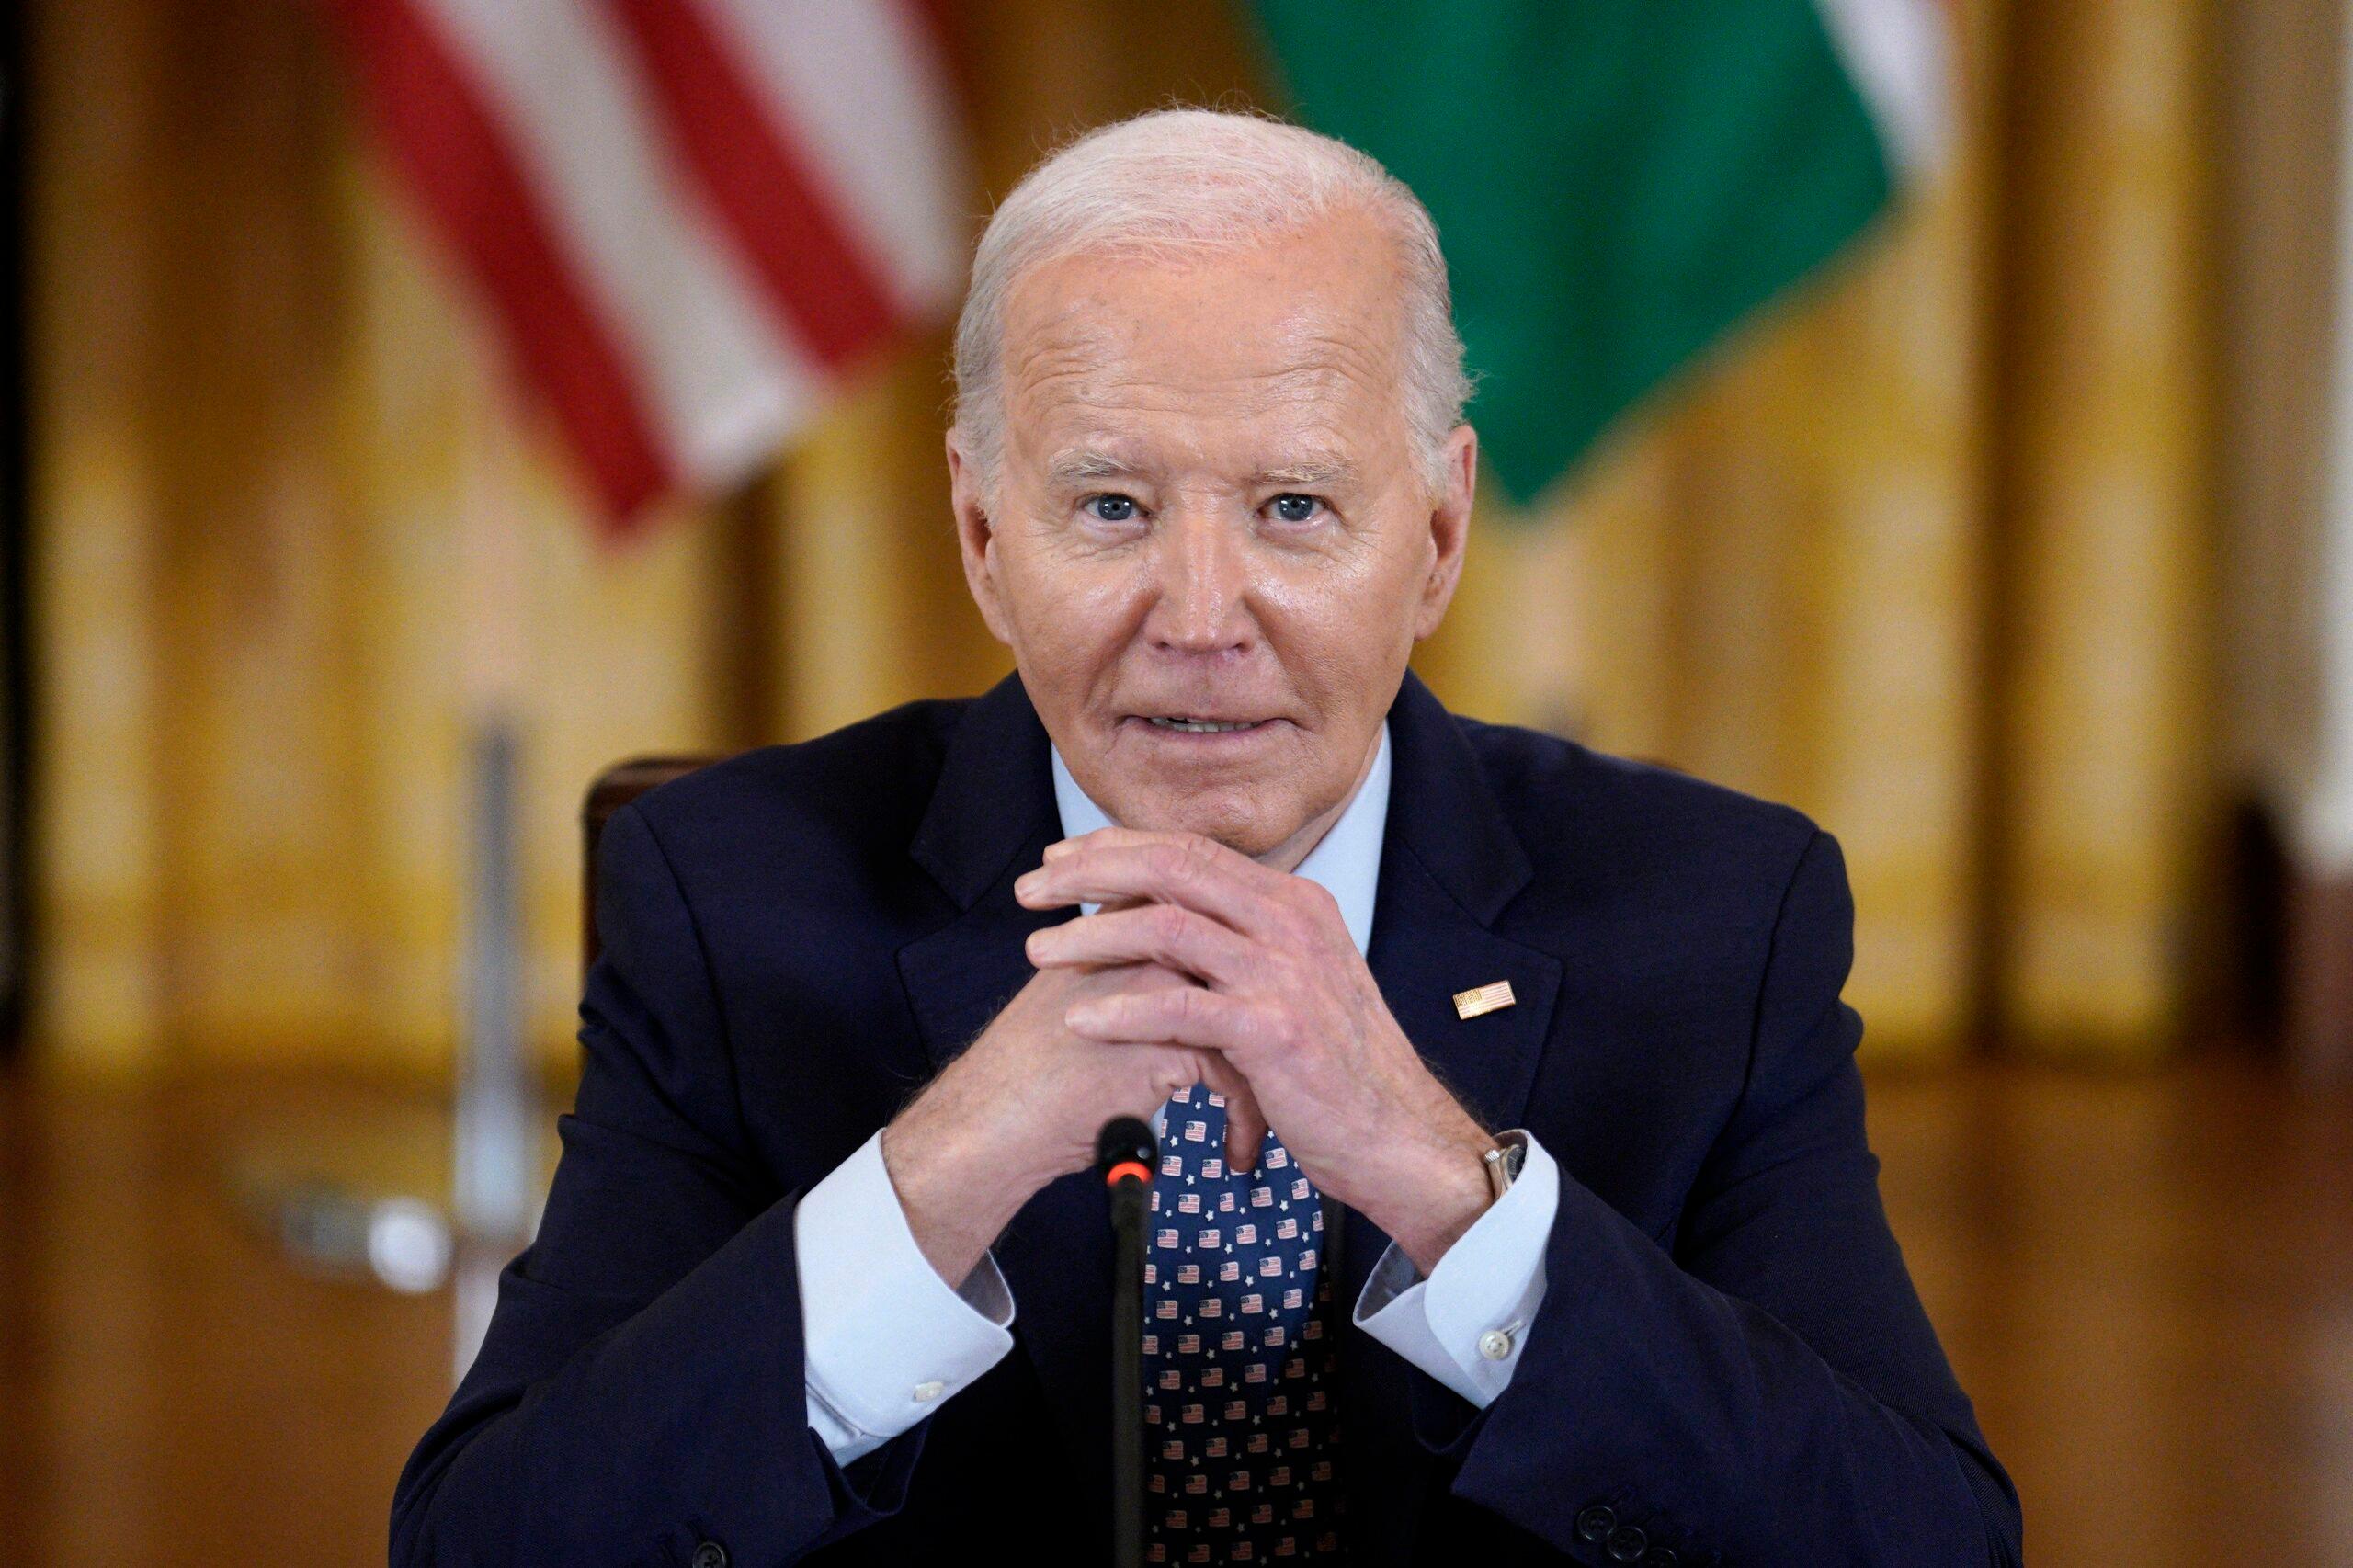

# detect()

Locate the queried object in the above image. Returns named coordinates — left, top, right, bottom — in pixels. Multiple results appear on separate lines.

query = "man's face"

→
left=949, top=205, right=1475, bottom=868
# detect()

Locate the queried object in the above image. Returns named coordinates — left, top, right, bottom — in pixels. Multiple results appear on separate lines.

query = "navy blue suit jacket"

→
left=392, top=670, right=2021, bottom=1566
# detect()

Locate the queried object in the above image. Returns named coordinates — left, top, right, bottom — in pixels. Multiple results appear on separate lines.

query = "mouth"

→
left=1121, top=712, right=1288, bottom=744
left=1142, top=715, right=1270, bottom=734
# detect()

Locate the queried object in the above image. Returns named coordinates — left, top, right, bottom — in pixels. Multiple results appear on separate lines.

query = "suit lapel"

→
left=1368, top=673, right=1561, bottom=1131
left=897, top=673, right=1120, bottom=1486
left=1339, top=856, right=1564, bottom=1300
left=1332, top=676, right=1564, bottom=1550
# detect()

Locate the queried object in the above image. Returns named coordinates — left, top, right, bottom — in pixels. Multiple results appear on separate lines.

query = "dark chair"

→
left=580, top=756, right=720, bottom=977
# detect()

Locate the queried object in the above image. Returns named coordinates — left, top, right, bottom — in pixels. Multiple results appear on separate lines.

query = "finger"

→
left=1025, top=903, right=1256, bottom=986
left=1065, top=984, right=1285, bottom=1055
left=1017, top=838, right=1288, bottom=936
left=1200, top=1059, right=1268, bottom=1176
left=1044, top=825, right=1264, bottom=865
left=1042, top=828, right=1293, bottom=896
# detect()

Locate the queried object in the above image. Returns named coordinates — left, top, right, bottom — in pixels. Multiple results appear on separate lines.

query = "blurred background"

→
left=2, top=0, right=2350, bottom=1562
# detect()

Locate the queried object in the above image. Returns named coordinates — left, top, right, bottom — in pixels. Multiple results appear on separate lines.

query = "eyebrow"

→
left=1253, top=455, right=1359, bottom=490
left=1043, top=448, right=1145, bottom=486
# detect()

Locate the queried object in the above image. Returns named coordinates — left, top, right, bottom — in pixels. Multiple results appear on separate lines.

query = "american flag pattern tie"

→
left=1143, top=1083, right=1344, bottom=1562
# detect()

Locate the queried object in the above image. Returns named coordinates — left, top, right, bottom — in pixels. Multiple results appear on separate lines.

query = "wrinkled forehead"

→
left=998, top=226, right=1412, bottom=461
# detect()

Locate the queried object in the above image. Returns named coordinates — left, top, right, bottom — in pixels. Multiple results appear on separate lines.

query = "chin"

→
left=1121, top=785, right=1292, bottom=859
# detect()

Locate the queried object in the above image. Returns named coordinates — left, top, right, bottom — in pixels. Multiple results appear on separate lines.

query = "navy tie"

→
left=1142, top=1083, right=1344, bottom=1562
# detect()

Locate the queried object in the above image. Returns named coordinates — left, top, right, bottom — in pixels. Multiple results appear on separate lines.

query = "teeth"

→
left=1149, top=716, right=1257, bottom=733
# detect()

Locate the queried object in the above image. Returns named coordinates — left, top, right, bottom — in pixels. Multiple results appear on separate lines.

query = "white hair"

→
left=950, top=107, right=1473, bottom=496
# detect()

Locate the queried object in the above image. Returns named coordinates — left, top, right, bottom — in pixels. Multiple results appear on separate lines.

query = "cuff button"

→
left=689, top=1542, right=727, bottom=1568
left=1574, top=1504, right=1617, bottom=1542
left=912, top=1380, right=946, bottom=1403
left=1476, top=1328, right=1513, bottom=1360
left=1605, top=1524, right=1649, bottom=1562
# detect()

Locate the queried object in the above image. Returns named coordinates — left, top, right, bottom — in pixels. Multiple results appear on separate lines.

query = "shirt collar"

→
left=1047, top=722, right=1391, bottom=958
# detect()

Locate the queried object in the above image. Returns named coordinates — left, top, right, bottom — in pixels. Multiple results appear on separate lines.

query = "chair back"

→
left=580, top=756, right=720, bottom=976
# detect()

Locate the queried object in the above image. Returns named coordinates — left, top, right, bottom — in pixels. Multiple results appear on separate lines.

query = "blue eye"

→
left=1086, top=494, right=1139, bottom=523
left=1268, top=494, right=1321, bottom=523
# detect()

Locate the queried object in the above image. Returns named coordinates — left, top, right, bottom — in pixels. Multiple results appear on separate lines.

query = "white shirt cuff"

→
left=1351, top=1129, right=1557, bottom=1408
left=794, top=1128, right=1017, bottom=1464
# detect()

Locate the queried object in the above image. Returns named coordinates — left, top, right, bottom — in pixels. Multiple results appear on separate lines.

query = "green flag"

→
left=1250, top=1, right=1948, bottom=505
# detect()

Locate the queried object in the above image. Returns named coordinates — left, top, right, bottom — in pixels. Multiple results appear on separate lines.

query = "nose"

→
left=1144, top=503, right=1255, bottom=659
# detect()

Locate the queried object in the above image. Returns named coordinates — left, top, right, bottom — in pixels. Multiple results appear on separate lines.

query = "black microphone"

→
left=1097, top=1115, right=1157, bottom=1197
left=1097, top=1115, right=1157, bottom=1568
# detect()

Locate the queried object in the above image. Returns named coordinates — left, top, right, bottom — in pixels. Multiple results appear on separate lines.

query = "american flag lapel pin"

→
left=1451, top=979, right=1516, bottom=1020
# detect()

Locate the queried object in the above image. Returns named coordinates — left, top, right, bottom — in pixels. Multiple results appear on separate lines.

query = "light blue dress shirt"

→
left=794, top=721, right=1560, bottom=1463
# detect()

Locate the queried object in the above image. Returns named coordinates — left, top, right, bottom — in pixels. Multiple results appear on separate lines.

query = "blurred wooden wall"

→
left=28, top=0, right=2221, bottom=1080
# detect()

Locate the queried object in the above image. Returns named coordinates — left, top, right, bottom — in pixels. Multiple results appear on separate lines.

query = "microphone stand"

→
left=1097, top=1116, right=1157, bottom=1568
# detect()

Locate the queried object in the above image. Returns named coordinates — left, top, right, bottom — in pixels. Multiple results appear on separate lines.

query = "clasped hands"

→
left=881, top=825, right=1498, bottom=1289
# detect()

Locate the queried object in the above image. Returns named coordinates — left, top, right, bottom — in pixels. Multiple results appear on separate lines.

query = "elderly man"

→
left=392, top=110, right=2019, bottom=1567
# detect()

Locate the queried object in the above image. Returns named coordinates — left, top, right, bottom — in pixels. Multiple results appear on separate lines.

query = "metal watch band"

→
left=1481, top=1132, right=1528, bottom=1201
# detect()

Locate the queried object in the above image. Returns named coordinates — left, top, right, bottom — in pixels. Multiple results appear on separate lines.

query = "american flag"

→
left=330, top=0, right=968, bottom=535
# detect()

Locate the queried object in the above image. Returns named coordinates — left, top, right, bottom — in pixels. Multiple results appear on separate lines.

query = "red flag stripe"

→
left=610, top=0, right=904, bottom=373
left=695, top=0, right=970, bottom=316
left=332, top=0, right=673, bottom=527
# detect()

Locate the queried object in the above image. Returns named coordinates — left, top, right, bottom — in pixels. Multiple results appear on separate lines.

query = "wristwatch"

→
left=1480, top=1131, right=1529, bottom=1201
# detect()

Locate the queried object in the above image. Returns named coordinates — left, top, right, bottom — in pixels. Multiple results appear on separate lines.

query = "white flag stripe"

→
left=416, top=0, right=823, bottom=487
left=697, top=0, right=972, bottom=316
left=1814, top=0, right=1950, bottom=178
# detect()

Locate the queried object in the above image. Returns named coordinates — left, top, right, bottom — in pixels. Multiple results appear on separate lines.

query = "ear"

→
left=1412, top=424, right=1478, bottom=641
left=948, top=428, right=1015, bottom=647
